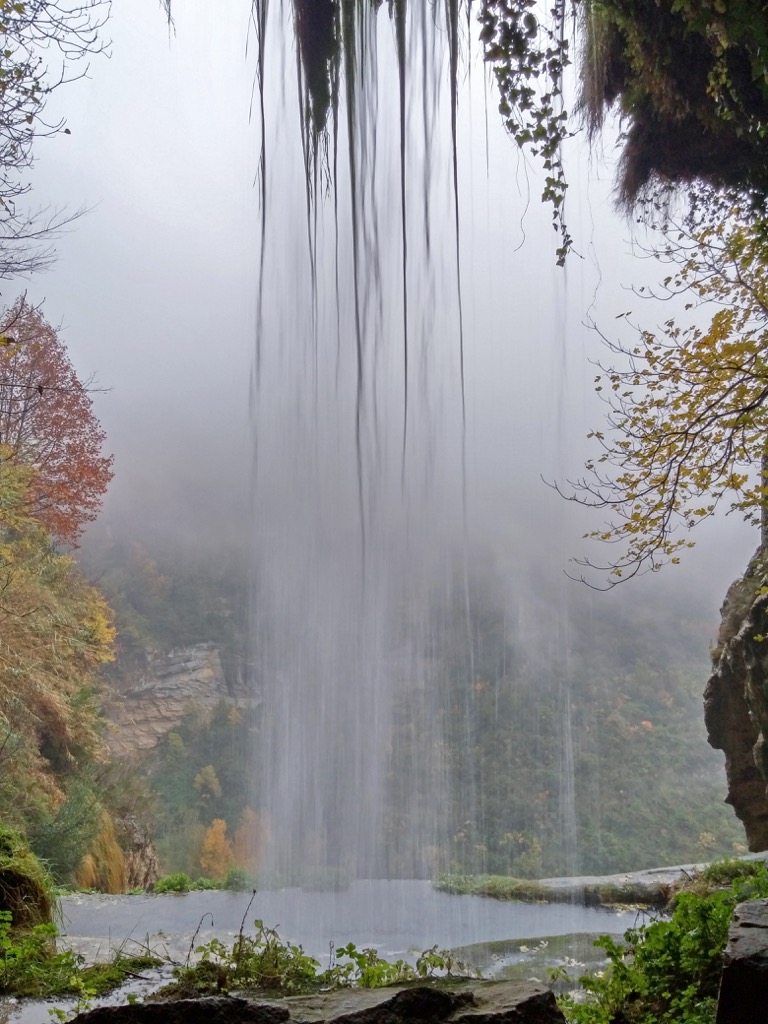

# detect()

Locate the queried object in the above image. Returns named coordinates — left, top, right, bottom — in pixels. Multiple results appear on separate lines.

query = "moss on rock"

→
left=0, top=824, right=54, bottom=929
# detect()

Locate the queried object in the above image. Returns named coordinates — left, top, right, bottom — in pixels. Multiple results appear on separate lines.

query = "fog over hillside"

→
left=3, top=1, right=760, bottom=876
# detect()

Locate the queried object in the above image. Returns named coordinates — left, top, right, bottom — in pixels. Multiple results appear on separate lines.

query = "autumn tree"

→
left=199, top=818, right=234, bottom=879
left=0, top=298, right=113, bottom=544
left=194, top=764, right=222, bottom=803
left=0, top=453, right=115, bottom=775
left=559, top=191, right=768, bottom=585
left=0, top=453, right=116, bottom=874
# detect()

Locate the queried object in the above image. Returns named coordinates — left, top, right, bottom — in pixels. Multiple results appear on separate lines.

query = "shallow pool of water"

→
left=59, top=879, right=640, bottom=964
left=2, top=881, right=646, bottom=1024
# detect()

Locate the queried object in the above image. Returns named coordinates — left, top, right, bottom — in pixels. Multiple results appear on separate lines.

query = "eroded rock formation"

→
left=705, top=554, right=768, bottom=849
left=115, top=814, right=160, bottom=890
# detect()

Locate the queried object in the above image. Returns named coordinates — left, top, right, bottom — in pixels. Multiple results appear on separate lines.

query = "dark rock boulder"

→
left=71, top=982, right=565, bottom=1024
left=72, top=997, right=290, bottom=1023
left=331, top=986, right=476, bottom=1024
left=452, top=981, right=564, bottom=1024
left=716, top=899, right=768, bottom=1023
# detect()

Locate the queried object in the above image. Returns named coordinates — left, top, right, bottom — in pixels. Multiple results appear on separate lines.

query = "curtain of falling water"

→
left=250, top=0, right=582, bottom=884
left=251, top=2, right=469, bottom=883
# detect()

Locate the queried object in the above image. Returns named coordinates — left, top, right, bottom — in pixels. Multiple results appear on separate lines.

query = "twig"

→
left=185, top=913, right=214, bottom=968
left=234, top=889, right=258, bottom=976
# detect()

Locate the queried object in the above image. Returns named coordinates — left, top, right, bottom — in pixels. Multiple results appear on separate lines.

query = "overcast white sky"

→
left=16, top=0, right=258, bottom=543
left=8, top=1, right=756, bottom=614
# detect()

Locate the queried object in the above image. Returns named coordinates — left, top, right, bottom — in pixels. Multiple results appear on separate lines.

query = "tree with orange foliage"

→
left=200, top=819, right=234, bottom=880
left=0, top=299, right=113, bottom=544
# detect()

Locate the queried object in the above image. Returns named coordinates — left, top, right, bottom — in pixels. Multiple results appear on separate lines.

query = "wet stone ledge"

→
left=71, top=982, right=566, bottom=1024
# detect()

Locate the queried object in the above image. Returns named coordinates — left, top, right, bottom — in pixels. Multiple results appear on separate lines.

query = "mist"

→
left=7, top=0, right=747, bottom=595
left=7, top=0, right=760, bottom=879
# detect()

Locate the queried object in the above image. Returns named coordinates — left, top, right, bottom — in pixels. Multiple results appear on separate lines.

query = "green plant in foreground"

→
left=0, top=910, right=80, bottom=997
left=326, top=942, right=479, bottom=988
left=164, top=919, right=321, bottom=996
left=161, top=918, right=479, bottom=999
left=415, top=944, right=480, bottom=980
left=0, top=907, right=161, bottom=1001
left=329, top=943, right=416, bottom=988
left=556, top=862, right=768, bottom=1024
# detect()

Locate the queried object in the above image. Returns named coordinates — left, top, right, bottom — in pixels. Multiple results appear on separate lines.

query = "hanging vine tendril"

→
left=480, top=0, right=575, bottom=264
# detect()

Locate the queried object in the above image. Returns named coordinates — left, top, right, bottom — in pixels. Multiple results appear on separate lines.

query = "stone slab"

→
left=71, top=982, right=565, bottom=1024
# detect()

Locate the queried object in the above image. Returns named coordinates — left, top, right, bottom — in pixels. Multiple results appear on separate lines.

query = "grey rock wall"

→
left=104, top=643, right=255, bottom=755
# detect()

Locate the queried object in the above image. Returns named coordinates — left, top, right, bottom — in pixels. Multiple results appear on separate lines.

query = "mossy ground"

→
left=80, top=954, right=164, bottom=997
left=432, top=873, right=669, bottom=909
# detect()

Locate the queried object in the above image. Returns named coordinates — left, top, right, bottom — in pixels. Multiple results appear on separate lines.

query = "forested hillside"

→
left=93, top=538, right=742, bottom=882
left=428, top=572, right=743, bottom=876
left=81, top=537, right=250, bottom=688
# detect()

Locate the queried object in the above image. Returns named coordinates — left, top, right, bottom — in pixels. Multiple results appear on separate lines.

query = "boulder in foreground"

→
left=71, top=982, right=566, bottom=1024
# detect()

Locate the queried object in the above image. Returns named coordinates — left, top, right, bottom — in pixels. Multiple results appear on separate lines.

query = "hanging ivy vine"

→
left=272, top=0, right=768, bottom=262
left=480, top=0, right=575, bottom=264
left=480, top=0, right=768, bottom=258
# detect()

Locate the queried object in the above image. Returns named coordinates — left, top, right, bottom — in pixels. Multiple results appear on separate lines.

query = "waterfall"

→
left=250, top=0, right=586, bottom=885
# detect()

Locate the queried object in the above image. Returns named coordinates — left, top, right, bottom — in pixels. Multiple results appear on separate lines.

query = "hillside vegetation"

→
left=92, top=540, right=744, bottom=882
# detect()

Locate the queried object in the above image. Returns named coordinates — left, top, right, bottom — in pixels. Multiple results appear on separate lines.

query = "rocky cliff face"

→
left=105, top=643, right=255, bottom=756
left=705, top=554, right=768, bottom=849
